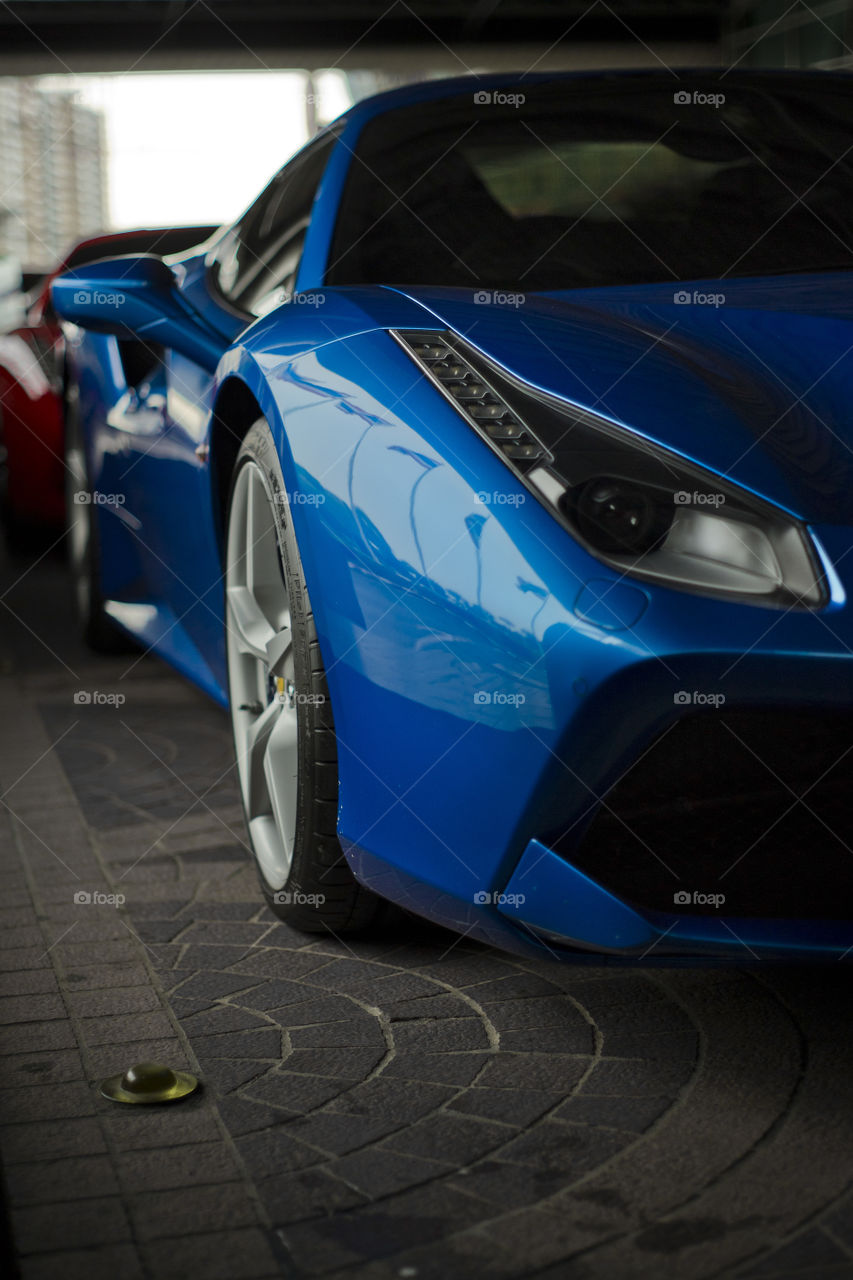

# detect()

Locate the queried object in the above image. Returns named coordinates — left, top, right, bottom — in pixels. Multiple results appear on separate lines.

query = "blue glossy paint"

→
left=501, top=841, right=853, bottom=958
left=51, top=69, right=853, bottom=961
left=394, top=277, right=853, bottom=525
left=52, top=255, right=226, bottom=371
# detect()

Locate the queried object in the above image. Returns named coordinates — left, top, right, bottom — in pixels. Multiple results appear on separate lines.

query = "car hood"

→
left=389, top=273, right=853, bottom=526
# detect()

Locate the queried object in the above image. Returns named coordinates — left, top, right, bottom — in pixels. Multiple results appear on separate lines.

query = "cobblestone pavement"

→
left=1, top=546, right=853, bottom=1280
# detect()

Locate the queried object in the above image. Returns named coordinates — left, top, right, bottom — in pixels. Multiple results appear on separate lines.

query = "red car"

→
left=0, top=225, right=217, bottom=550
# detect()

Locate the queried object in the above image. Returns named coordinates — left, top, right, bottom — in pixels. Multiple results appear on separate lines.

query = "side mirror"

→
left=51, top=254, right=226, bottom=373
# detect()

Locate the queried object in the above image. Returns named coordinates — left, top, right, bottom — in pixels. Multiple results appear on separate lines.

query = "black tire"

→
left=0, top=411, right=41, bottom=556
left=64, top=389, right=130, bottom=653
left=1, top=508, right=49, bottom=557
left=226, top=418, right=380, bottom=934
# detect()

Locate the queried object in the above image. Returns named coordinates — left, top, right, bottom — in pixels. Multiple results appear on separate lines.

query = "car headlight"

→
left=394, top=329, right=826, bottom=610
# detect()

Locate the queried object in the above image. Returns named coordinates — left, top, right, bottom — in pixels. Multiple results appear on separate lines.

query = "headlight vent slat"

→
left=395, top=330, right=552, bottom=472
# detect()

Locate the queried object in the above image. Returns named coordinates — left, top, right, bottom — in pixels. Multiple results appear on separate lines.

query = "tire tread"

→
left=227, top=420, right=380, bottom=935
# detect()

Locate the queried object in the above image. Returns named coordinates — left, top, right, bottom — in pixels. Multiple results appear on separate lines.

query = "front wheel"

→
left=225, top=419, right=380, bottom=933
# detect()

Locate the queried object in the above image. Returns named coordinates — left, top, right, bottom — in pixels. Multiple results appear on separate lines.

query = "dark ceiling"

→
left=0, top=1, right=728, bottom=73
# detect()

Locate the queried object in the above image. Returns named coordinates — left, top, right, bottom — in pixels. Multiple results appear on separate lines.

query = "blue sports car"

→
left=53, top=69, right=853, bottom=961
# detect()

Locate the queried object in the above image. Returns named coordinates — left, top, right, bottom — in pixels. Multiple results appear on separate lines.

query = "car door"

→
left=116, top=132, right=339, bottom=699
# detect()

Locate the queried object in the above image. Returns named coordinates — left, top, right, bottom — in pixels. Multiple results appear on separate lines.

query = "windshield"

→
left=326, top=75, right=853, bottom=291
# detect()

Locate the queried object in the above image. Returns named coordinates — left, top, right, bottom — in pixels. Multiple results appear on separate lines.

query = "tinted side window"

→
left=214, top=134, right=336, bottom=315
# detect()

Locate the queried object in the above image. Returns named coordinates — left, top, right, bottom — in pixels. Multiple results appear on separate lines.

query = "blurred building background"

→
left=0, top=0, right=850, bottom=286
left=0, top=79, right=107, bottom=268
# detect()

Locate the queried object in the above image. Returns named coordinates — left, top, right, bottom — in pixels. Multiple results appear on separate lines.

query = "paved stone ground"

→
left=1, top=544, right=853, bottom=1280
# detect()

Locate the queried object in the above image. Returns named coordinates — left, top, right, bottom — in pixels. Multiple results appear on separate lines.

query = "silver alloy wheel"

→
left=226, top=461, right=298, bottom=891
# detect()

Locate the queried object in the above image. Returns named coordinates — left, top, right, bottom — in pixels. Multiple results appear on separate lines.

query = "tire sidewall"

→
left=225, top=417, right=333, bottom=920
